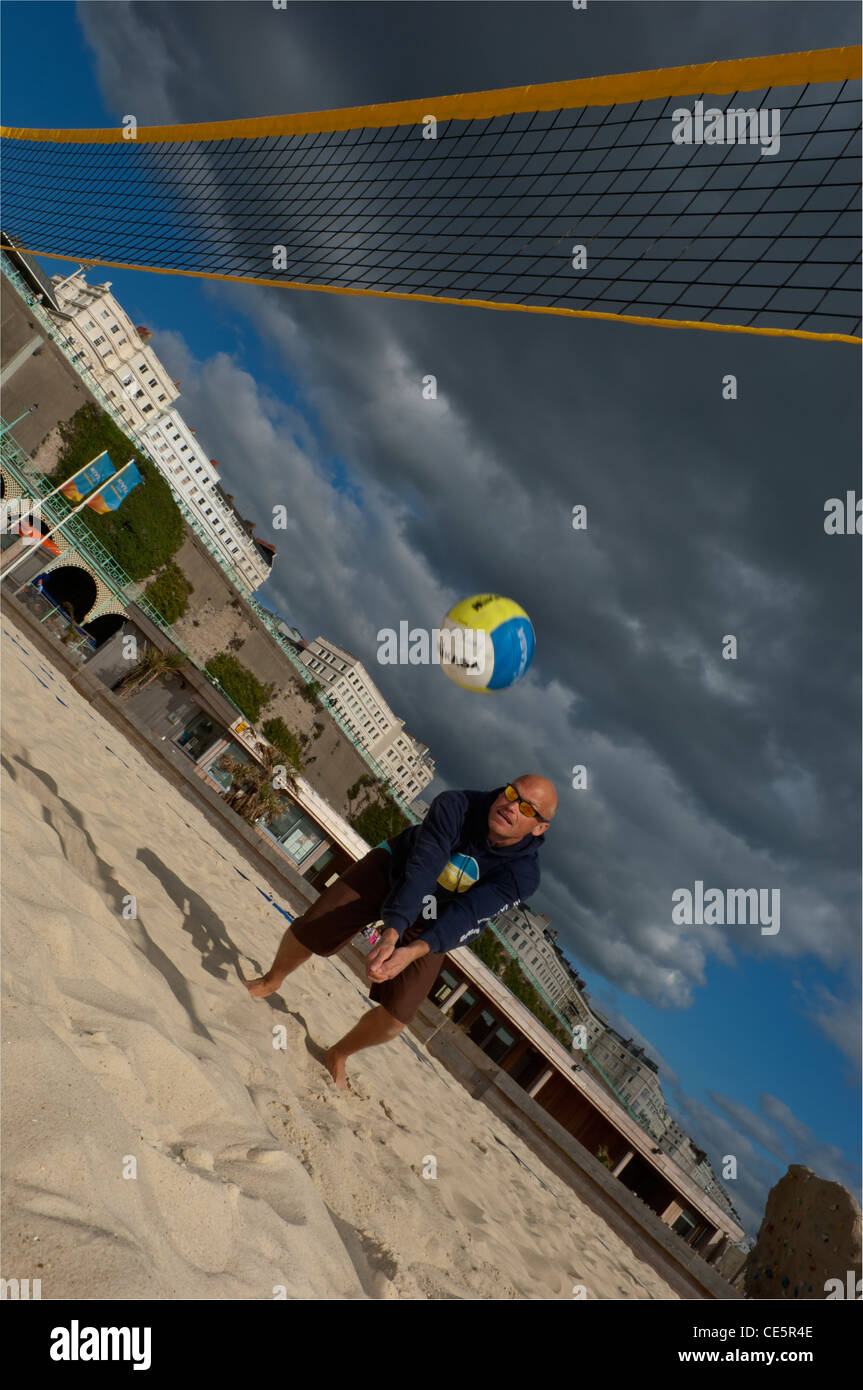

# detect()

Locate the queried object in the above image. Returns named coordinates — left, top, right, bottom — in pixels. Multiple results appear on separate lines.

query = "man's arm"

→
left=378, top=790, right=468, bottom=940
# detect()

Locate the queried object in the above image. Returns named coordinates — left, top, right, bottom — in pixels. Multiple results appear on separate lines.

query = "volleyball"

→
left=438, top=594, right=535, bottom=692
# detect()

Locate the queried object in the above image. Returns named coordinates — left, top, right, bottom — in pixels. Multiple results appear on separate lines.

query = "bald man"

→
left=245, top=776, right=556, bottom=1089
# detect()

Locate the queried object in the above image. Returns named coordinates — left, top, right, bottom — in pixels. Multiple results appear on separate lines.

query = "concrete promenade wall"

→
left=2, top=594, right=741, bottom=1302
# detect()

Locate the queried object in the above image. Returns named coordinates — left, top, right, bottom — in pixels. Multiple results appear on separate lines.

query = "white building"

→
left=138, top=406, right=272, bottom=591
left=493, top=906, right=588, bottom=1020
left=50, top=270, right=177, bottom=430
left=47, top=269, right=272, bottom=592
left=299, top=637, right=435, bottom=803
left=589, top=1028, right=669, bottom=1135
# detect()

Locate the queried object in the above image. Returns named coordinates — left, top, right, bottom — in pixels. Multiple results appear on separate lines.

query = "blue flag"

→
left=60, top=451, right=116, bottom=502
left=87, top=462, right=144, bottom=514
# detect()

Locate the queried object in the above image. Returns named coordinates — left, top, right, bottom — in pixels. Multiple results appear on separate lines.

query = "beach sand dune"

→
left=1, top=616, right=680, bottom=1299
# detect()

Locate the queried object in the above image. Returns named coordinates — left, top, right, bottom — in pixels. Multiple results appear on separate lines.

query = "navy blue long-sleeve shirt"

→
left=379, top=787, right=544, bottom=955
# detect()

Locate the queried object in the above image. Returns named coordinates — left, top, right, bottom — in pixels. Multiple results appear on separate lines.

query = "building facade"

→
left=299, top=636, right=435, bottom=803
left=493, top=906, right=576, bottom=1011
left=137, top=406, right=272, bottom=591
left=47, top=270, right=272, bottom=592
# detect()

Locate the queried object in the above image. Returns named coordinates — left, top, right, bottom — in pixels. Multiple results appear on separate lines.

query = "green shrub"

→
left=468, top=930, right=507, bottom=975
left=205, top=652, right=275, bottom=722
left=262, top=716, right=305, bottom=772
left=348, top=791, right=410, bottom=845
left=49, top=403, right=185, bottom=581
left=142, top=561, right=194, bottom=624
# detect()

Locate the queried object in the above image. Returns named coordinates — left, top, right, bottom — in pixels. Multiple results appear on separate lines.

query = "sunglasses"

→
left=503, top=783, right=546, bottom=820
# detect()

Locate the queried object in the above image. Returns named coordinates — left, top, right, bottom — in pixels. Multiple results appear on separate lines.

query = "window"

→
left=157, top=393, right=166, bottom=402
left=100, top=309, right=110, bottom=318
left=111, top=324, right=121, bottom=333
left=93, top=334, right=105, bottom=345
left=142, top=403, right=153, bottom=413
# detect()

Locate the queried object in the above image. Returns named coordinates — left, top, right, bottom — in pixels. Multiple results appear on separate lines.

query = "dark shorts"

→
left=289, top=848, right=446, bottom=1025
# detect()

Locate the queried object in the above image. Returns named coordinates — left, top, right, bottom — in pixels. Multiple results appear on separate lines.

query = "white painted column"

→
left=439, top=982, right=469, bottom=1013
left=528, top=1067, right=553, bottom=1098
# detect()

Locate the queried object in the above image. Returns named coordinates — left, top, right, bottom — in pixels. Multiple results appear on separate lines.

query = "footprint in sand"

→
left=379, top=1099, right=408, bottom=1131
left=451, top=1193, right=487, bottom=1225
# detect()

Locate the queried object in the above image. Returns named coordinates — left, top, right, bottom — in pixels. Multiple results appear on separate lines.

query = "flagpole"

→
left=0, top=461, right=136, bottom=581
left=0, top=451, right=110, bottom=533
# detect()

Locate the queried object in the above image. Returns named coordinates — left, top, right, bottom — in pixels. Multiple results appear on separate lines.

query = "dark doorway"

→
left=83, top=613, right=126, bottom=648
left=40, top=565, right=97, bottom=622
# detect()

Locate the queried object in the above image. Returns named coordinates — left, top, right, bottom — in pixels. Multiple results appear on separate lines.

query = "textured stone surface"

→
left=742, top=1165, right=861, bottom=1300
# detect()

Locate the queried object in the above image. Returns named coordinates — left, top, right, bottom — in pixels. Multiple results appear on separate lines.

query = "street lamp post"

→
left=0, top=404, right=39, bottom=436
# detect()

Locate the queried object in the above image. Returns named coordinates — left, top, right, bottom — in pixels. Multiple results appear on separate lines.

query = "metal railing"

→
left=0, top=431, right=252, bottom=721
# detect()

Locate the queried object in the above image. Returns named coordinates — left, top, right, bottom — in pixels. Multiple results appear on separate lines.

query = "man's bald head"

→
left=487, top=774, right=558, bottom=845
left=512, top=775, right=558, bottom=822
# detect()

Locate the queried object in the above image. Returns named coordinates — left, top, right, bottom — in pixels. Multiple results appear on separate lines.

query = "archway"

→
left=83, top=613, right=126, bottom=648
left=40, top=565, right=98, bottom=622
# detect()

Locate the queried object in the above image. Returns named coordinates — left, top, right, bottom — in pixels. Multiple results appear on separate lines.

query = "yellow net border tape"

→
left=5, top=252, right=860, bottom=343
left=2, top=46, right=860, bottom=143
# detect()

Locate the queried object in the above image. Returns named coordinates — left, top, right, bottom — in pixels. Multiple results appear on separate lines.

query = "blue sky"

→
left=2, top=0, right=860, bottom=1235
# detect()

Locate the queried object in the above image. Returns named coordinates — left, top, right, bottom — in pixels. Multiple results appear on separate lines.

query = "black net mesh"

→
left=2, top=73, right=860, bottom=339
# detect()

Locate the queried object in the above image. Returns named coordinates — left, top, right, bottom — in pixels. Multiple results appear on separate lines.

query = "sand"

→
left=1, top=612, right=680, bottom=1300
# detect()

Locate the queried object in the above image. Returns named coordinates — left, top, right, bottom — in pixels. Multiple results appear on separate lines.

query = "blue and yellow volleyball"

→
left=438, top=594, right=535, bottom=692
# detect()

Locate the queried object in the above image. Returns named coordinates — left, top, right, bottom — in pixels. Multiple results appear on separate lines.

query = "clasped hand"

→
left=365, top=930, right=415, bottom=982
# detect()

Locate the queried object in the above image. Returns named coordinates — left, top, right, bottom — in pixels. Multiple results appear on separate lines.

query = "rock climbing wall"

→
left=743, top=1164, right=862, bottom=1300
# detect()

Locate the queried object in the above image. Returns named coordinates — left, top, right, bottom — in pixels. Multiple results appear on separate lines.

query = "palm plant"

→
left=113, top=645, right=188, bottom=698
left=219, top=740, right=297, bottom=824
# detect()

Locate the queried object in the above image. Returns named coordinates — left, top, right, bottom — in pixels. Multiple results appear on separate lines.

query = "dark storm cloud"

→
left=76, top=1, right=860, bottom=1228
left=78, top=1, right=861, bottom=123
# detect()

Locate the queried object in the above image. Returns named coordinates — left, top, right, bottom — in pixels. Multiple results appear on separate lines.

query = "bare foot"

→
left=245, top=973, right=281, bottom=998
left=324, top=1046, right=347, bottom=1090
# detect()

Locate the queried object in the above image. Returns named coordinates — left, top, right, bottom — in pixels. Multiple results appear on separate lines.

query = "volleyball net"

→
left=1, top=46, right=860, bottom=342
